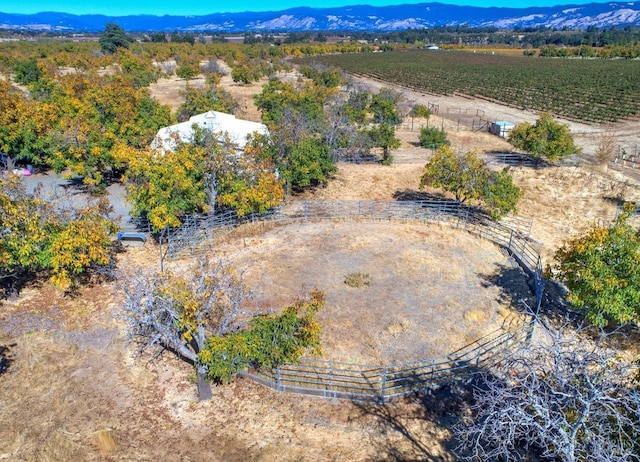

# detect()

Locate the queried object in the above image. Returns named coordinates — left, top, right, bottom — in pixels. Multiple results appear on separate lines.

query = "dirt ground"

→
left=203, top=221, right=532, bottom=365
left=2, top=64, right=640, bottom=461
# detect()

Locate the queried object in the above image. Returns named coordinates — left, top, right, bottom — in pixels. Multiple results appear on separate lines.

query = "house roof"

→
left=152, top=111, right=269, bottom=152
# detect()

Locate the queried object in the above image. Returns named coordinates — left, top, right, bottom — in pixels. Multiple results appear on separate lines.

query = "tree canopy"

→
left=0, top=174, right=118, bottom=291
left=119, top=258, right=323, bottom=399
left=552, top=203, right=640, bottom=327
left=124, top=131, right=284, bottom=232
left=509, top=112, right=581, bottom=162
left=419, top=125, right=449, bottom=149
left=99, top=23, right=131, bottom=54
left=177, top=83, right=237, bottom=122
left=420, top=145, right=521, bottom=219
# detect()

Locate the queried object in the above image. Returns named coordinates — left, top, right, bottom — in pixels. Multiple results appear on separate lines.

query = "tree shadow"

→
left=479, top=262, right=536, bottom=309
left=351, top=382, right=476, bottom=461
left=392, top=189, right=448, bottom=202
left=0, top=343, right=16, bottom=375
left=0, top=272, right=44, bottom=301
left=601, top=195, right=627, bottom=208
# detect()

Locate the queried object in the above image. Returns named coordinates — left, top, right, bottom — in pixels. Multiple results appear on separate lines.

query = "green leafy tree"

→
left=13, top=58, right=42, bottom=85
left=176, top=64, right=199, bottom=81
left=509, top=112, right=581, bottom=162
left=99, top=23, right=131, bottom=54
left=341, top=88, right=370, bottom=124
left=45, top=75, right=172, bottom=189
left=420, top=145, right=489, bottom=203
left=255, top=79, right=329, bottom=127
left=118, top=50, right=161, bottom=88
left=482, top=169, right=523, bottom=219
left=283, top=137, right=335, bottom=191
left=124, top=144, right=208, bottom=232
left=419, top=125, right=449, bottom=149
left=369, top=87, right=403, bottom=125
left=411, top=104, right=432, bottom=119
left=368, top=123, right=401, bottom=165
left=420, top=146, right=520, bottom=218
left=0, top=174, right=117, bottom=291
left=231, top=63, right=264, bottom=85
left=200, top=289, right=323, bottom=384
left=552, top=203, right=640, bottom=327
left=177, top=83, right=237, bottom=121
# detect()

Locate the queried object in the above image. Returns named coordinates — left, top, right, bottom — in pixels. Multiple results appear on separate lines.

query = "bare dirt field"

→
left=1, top=65, right=640, bottom=461
left=205, top=221, right=532, bottom=365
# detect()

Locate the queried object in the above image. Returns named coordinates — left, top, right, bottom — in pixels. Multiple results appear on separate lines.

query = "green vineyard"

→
left=302, top=50, right=640, bottom=124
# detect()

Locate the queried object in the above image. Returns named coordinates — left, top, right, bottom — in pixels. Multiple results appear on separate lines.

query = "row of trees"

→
left=255, top=76, right=406, bottom=187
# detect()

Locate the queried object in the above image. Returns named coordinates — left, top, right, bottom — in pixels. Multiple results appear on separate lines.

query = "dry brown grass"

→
left=210, top=220, right=532, bottom=364
left=2, top=65, right=640, bottom=462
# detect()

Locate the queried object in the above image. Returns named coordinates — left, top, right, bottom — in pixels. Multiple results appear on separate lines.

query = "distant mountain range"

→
left=1, top=2, right=639, bottom=32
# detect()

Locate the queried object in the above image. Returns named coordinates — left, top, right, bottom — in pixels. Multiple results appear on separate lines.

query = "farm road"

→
left=352, top=74, right=640, bottom=157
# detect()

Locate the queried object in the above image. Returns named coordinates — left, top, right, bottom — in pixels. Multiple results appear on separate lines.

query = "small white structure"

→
left=489, top=120, right=515, bottom=138
left=152, top=111, right=269, bottom=152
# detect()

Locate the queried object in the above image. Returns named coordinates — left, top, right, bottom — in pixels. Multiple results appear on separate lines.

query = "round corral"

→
left=211, top=220, right=534, bottom=365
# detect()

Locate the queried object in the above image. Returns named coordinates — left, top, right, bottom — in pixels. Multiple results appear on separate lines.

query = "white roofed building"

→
left=152, top=111, right=269, bottom=152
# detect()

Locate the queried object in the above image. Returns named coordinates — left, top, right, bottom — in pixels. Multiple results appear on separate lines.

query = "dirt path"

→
left=353, top=74, right=640, bottom=157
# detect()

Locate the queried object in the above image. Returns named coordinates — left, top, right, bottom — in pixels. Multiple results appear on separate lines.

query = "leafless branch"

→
left=454, top=322, right=640, bottom=462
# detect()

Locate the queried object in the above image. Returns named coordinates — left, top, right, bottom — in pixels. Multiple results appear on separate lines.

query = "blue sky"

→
left=2, top=0, right=612, bottom=16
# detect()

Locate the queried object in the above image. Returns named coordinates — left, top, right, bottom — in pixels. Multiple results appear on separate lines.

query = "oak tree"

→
left=509, top=112, right=581, bottom=162
left=420, top=146, right=521, bottom=219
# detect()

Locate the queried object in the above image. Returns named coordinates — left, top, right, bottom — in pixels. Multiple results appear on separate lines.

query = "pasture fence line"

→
left=164, top=200, right=544, bottom=401
left=242, top=314, right=534, bottom=402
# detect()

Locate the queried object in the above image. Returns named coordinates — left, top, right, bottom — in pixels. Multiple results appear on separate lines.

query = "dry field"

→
left=1, top=66, right=640, bottom=461
left=206, top=221, right=532, bottom=365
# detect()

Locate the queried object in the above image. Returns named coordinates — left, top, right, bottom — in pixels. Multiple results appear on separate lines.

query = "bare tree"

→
left=117, top=257, right=263, bottom=400
left=454, top=323, right=640, bottom=462
left=322, top=104, right=372, bottom=162
left=595, top=132, right=618, bottom=165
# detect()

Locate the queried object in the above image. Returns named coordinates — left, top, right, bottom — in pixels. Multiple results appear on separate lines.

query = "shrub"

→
left=419, top=126, right=449, bottom=149
left=344, top=272, right=371, bottom=288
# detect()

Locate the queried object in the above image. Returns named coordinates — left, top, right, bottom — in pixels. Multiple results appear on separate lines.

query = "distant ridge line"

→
left=1, top=2, right=639, bottom=32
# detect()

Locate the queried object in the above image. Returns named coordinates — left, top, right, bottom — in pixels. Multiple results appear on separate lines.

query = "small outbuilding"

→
left=489, top=120, right=515, bottom=138
left=152, top=111, right=269, bottom=152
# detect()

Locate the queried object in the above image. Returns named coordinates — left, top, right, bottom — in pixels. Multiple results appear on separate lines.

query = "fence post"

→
left=276, top=366, right=281, bottom=392
left=381, top=366, right=387, bottom=403
left=508, top=229, right=514, bottom=251
left=304, top=201, right=308, bottom=220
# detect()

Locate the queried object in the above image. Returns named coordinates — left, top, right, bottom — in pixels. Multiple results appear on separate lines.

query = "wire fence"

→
left=164, top=200, right=544, bottom=401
